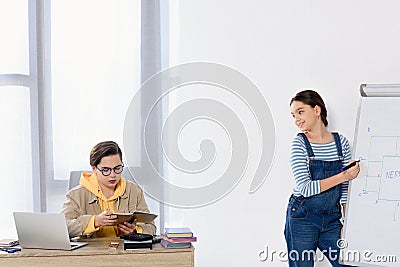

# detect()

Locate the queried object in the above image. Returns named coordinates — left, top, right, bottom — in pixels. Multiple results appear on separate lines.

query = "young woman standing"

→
left=284, top=90, right=360, bottom=266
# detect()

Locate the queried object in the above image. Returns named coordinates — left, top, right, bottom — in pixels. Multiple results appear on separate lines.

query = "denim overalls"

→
left=285, top=132, right=345, bottom=267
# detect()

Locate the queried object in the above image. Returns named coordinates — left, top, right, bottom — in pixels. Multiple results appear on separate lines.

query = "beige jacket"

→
left=61, top=179, right=156, bottom=238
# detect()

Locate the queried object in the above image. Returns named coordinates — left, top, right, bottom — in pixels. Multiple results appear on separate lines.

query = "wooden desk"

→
left=0, top=238, right=194, bottom=267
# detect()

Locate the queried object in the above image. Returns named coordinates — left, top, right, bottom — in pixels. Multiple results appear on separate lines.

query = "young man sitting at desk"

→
left=61, top=141, right=156, bottom=238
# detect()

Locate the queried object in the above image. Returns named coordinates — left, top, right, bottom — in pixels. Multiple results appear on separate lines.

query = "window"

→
left=49, top=0, right=161, bottom=229
left=50, top=0, right=141, bottom=180
left=0, top=0, right=36, bottom=238
left=0, top=0, right=29, bottom=74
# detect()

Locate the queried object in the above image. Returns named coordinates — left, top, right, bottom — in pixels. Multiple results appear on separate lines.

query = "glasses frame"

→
left=96, top=163, right=124, bottom=176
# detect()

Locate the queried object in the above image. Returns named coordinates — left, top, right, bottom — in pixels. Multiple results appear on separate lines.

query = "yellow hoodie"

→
left=80, top=172, right=126, bottom=237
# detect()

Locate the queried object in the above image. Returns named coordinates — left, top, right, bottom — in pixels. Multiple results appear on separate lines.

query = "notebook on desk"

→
left=13, top=212, right=87, bottom=250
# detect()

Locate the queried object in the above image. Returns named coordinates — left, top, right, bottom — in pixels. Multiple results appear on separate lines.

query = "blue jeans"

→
left=285, top=195, right=343, bottom=267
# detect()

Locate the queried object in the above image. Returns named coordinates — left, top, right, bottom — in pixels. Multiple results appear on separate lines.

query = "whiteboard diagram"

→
left=359, top=136, right=400, bottom=221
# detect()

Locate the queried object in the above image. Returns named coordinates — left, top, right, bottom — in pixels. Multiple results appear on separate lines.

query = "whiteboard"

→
left=342, top=84, right=400, bottom=266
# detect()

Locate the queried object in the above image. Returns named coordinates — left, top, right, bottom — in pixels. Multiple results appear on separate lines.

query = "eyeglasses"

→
left=96, top=164, right=124, bottom=176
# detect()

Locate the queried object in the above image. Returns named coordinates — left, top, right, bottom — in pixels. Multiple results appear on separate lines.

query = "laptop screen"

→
left=13, top=212, right=87, bottom=250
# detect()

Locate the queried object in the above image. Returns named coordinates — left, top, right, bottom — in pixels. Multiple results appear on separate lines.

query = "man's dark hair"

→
left=90, top=141, right=122, bottom=166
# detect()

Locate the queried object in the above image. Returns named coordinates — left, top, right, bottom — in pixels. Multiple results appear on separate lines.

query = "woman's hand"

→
left=118, top=218, right=138, bottom=235
left=94, top=211, right=117, bottom=228
left=343, top=160, right=360, bottom=181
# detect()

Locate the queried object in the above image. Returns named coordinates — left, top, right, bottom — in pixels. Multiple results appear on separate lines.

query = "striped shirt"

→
left=290, top=133, right=351, bottom=204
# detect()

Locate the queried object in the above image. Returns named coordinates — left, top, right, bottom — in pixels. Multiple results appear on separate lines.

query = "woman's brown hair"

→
left=290, top=90, right=328, bottom=127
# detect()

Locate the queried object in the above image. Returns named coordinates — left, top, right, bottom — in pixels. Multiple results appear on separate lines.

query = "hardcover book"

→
left=161, top=235, right=197, bottom=243
left=164, top=227, right=193, bottom=238
left=124, top=239, right=152, bottom=250
left=160, top=239, right=191, bottom=249
left=111, top=211, right=157, bottom=225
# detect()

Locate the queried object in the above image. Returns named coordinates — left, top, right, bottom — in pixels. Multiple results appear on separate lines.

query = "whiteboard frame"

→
left=360, top=83, right=400, bottom=97
left=341, top=83, right=400, bottom=266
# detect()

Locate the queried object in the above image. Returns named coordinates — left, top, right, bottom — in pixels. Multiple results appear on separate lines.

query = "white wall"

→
left=169, top=1, right=400, bottom=266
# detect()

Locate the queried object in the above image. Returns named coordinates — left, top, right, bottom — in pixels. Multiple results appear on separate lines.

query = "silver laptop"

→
left=13, top=212, right=87, bottom=250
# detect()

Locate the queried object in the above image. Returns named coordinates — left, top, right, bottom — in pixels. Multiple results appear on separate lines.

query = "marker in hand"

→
left=340, top=160, right=360, bottom=172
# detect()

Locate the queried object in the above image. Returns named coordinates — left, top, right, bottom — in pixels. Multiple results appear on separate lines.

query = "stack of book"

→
left=161, top=227, right=197, bottom=249
left=0, top=239, right=19, bottom=249
left=0, top=239, right=20, bottom=253
left=122, top=234, right=153, bottom=250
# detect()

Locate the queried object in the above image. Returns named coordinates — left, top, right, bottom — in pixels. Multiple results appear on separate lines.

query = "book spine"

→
left=165, top=233, right=193, bottom=238
left=124, top=243, right=152, bottom=250
left=161, top=235, right=197, bottom=243
left=160, top=239, right=191, bottom=248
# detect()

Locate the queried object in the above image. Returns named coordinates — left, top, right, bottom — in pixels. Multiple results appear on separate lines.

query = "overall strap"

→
left=297, top=133, right=315, bottom=159
left=332, top=132, right=344, bottom=161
